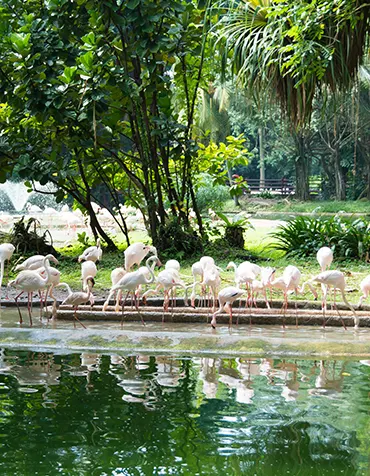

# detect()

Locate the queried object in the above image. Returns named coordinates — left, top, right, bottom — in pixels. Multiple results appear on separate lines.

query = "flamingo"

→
left=15, top=254, right=59, bottom=272
left=0, top=243, right=15, bottom=301
left=103, top=255, right=159, bottom=325
left=164, top=259, right=183, bottom=306
left=57, top=277, right=95, bottom=329
left=35, top=265, right=61, bottom=316
left=81, top=260, right=97, bottom=290
left=142, top=268, right=188, bottom=318
left=165, top=259, right=181, bottom=272
left=317, top=247, right=333, bottom=271
left=250, top=267, right=275, bottom=309
left=110, top=267, right=127, bottom=309
left=8, top=254, right=55, bottom=326
left=191, top=257, right=222, bottom=307
left=78, top=238, right=102, bottom=263
left=305, top=270, right=358, bottom=329
left=124, top=242, right=158, bottom=271
left=211, top=286, right=245, bottom=329
left=227, top=261, right=261, bottom=307
left=269, top=265, right=302, bottom=327
left=199, top=265, right=221, bottom=313
left=358, top=275, right=370, bottom=308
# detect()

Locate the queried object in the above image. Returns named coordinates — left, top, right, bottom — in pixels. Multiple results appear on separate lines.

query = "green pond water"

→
left=0, top=349, right=369, bottom=475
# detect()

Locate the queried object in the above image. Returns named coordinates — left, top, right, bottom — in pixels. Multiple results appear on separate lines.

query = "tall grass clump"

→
left=270, top=215, right=370, bottom=260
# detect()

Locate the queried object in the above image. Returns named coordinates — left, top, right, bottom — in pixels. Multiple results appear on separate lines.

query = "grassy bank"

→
left=222, top=198, right=370, bottom=215
left=51, top=234, right=369, bottom=306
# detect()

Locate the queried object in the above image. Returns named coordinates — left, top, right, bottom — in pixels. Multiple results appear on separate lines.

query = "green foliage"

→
left=195, top=175, right=229, bottom=212
left=77, top=231, right=90, bottom=247
left=271, top=215, right=370, bottom=260
left=157, top=218, right=203, bottom=259
left=0, top=0, right=215, bottom=249
left=217, top=0, right=370, bottom=126
left=217, top=211, right=253, bottom=248
left=197, top=135, right=250, bottom=199
left=2, top=216, right=58, bottom=256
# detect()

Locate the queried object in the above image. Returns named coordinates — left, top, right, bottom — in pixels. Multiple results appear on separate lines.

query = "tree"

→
left=0, top=0, right=214, bottom=252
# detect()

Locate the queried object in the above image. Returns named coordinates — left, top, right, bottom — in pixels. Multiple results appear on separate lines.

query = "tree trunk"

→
left=86, top=203, right=117, bottom=251
left=226, top=160, right=239, bottom=206
left=258, top=126, right=265, bottom=189
left=294, top=133, right=310, bottom=201
left=332, top=148, right=346, bottom=200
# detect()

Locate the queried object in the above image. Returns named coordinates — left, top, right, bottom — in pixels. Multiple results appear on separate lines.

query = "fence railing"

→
left=240, top=178, right=323, bottom=196
left=244, top=178, right=294, bottom=195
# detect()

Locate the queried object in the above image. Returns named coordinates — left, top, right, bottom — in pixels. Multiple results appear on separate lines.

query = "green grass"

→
left=49, top=232, right=370, bottom=305
left=222, top=198, right=370, bottom=215
left=5, top=222, right=370, bottom=305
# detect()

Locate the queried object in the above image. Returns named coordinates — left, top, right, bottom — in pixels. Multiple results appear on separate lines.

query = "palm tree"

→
left=216, top=0, right=370, bottom=127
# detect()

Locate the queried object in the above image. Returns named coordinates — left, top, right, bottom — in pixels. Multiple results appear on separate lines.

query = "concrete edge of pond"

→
left=3, top=297, right=370, bottom=312
left=47, top=305, right=370, bottom=328
left=1, top=326, right=370, bottom=358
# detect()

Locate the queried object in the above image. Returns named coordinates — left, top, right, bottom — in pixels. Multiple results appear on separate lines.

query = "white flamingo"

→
left=317, top=247, right=333, bottom=271
left=200, top=265, right=221, bottom=313
left=57, top=277, right=95, bottom=328
left=78, top=238, right=102, bottom=263
left=305, top=270, right=358, bottom=329
left=0, top=243, right=15, bottom=301
left=103, top=255, right=159, bottom=325
left=358, top=275, right=370, bottom=308
left=15, top=254, right=59, bottom=272
left=8, top=254, right=55, bottom=325
left=35, top=265, right=61, bottom=315
left=81, top=260, right=97, bottom=290
left=124, top=242, right=158, bottom=271
left=269, top=265, right=302, bottom=327
left=142, top=268, right=188, bottom=318
left=211, top=286, right=245, bottom=329
left=250, top=267, right=275, bottom=309
left=227, top=261, right=261, bottom=307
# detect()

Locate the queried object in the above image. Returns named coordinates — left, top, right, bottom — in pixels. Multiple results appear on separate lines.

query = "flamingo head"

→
left=86, top=276, right=95, bottom=288
left=45, top=254, right=59, bottom=265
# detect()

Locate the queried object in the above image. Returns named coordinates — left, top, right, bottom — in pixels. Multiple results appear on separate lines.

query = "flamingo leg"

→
left=73, top=306, right=87, bottom=329
left=38, top=290, right=44, bottom=318
left=120, top=291, right=130, bottom=327
left=295, top=289, right=298, bottom=328
left=227, top=303, right=233, bottom=329
left=341, top=290, right=358, bottom=328
left=321, top=285, right=328, bottom=328
left=5, top=261, right=10, bottom=300
left=27, top=292, right=33, bottom=327
left=134, top=293, right=146, bottom=326
left=333, top=291, right=347, bottom=331
left=14, top=291, right=24, bottom=324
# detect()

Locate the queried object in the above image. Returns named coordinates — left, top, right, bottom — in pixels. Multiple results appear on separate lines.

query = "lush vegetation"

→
left=0, top=0, right=370, bottom=252
left=271, top=215, right=370, bottom=260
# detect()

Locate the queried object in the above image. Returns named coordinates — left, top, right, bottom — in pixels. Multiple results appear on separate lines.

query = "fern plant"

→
left=217, top=212, right=253, bottom=248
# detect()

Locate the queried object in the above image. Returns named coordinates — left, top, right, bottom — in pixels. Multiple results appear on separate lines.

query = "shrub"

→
left=217, top=212, right=253, bottom=249
left=270, top=215, right=370, bottom=260
left=157, top=218, right=203, bottom=259
left=195, top=175, right=229, bottom=213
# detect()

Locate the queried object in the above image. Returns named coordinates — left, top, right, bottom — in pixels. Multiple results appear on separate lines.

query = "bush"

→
left=270, top=215, right=370, bottom=260
left=157, top=218, right=203, bottom=259
left=196, top=175, right=229, bottom=213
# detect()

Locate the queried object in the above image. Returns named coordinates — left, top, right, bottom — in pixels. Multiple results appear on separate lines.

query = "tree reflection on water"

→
left=0, top=350, right=368, bottom=475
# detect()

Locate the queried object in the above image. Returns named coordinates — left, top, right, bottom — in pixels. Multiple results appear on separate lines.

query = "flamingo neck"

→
left=145, top=257, right=157, bottom=284
left=0, top=259, right=4, bottom=300
left=42, top=256, right=52, bottom=285
left=59, top=282, right=73, bottom=296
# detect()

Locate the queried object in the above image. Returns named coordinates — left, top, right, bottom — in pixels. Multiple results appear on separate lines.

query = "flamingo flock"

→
left=0, top=240, right=367, bottom=330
